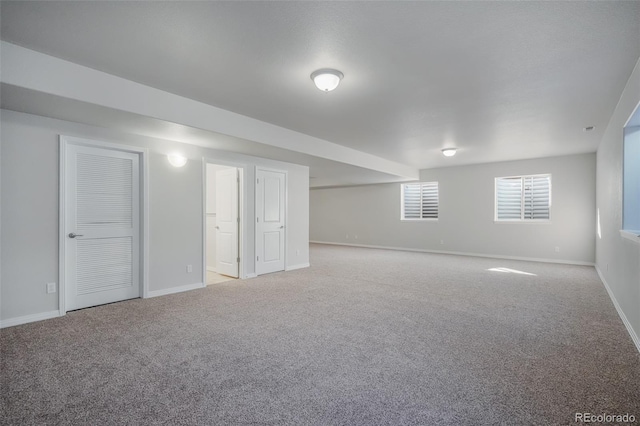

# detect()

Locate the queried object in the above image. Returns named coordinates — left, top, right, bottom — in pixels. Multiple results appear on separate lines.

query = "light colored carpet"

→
left=1, top=244, right=639, bottom=425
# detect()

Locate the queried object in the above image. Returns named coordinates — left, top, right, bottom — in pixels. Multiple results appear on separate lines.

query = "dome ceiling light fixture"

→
left=441, top=148, right=457, bottom=157
left=310, top=68, right=344, bottom=92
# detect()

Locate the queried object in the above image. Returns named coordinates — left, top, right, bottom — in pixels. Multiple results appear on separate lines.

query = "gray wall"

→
left=311, top=153, right=596, bottom=264
left=1, top=110, right=309, bottom=322
left=596, top=57, right=640, bottom=347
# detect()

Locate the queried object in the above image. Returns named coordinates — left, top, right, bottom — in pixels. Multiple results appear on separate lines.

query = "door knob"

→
left=279, top=226, right=284, bottom=229
left=68, top=233, right=84, bottom=238
left=215, top=226, right=220, bottom=230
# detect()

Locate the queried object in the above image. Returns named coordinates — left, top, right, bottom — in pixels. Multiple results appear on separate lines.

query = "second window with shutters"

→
left=401, top=182, right=439, bottom=220
left=495, top=174, right=551, bottom=221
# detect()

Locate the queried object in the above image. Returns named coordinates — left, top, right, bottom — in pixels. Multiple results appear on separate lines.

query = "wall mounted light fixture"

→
left=168, top=153, right=187, bottom=167
left=441, top=148, right=457, bottom=157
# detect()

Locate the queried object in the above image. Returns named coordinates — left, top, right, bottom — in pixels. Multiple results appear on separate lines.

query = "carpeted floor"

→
left=2, top=244, right=639, bottom=425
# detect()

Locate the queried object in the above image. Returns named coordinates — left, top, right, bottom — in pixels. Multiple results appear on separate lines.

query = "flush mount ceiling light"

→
left=167, top=153, right=187, bottom=167
left=310, top=68, right=344, bottom=92
left=442, top=148, right=457, bottom=157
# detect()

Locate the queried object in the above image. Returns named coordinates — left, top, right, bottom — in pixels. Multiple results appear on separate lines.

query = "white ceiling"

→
left=1, top=1, right=639, bottom=185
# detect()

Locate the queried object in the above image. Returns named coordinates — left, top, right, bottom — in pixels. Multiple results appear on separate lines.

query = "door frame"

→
left=59, top=135, right=149, bottom=315
left=202, top=158, right=246, bottom=281
left=255, top=167, right=288, bottom=276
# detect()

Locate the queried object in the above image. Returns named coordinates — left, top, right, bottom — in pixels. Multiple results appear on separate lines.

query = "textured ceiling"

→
left=1, top=1, right=639, bottom=172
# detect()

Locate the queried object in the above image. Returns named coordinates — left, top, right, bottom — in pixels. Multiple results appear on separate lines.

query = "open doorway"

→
left=205, top=162, right=243, bottom=284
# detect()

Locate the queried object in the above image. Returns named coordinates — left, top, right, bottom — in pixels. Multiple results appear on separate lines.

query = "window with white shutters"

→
left=495, top=174, right=551, bottom=221
left=401, top=182, right=439, bottom=220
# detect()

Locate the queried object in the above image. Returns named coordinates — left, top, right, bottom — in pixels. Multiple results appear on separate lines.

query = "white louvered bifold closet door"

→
left=65, top=144, right=140, bottom=311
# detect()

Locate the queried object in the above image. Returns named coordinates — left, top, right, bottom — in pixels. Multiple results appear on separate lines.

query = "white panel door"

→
left=215, top=168, right=239, bottom=278
left=256, top=168, right=285, bottom=275
left=65, top=144, right=140, bottom=311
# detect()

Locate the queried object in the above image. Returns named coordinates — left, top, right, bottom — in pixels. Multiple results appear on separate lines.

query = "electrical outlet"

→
left=354, top=235, right=358, bottom=239
left=554, top=246, right=560, bottom=253
left=440, top=240, right=444, bottom=245
left=296, top=249, right=300, bottom=256
left=46, top=282, right=56, bottom=294
left=187, top=265, right=193, bottom=273
left=346, top=234, right=349, bottom=239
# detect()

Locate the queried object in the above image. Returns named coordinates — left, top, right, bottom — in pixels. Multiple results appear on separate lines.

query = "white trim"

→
left=146, top=282, right=205, bottom=299
left=285, top=263, right=310, bottom=271
left=284, top=170, right=289, bottom=275
left=620, top=229, right=640, bottom=244
left=494, top=220, right=552, bottom=225
left=238, top=168, right=245, bottom=279
left=141, top=148, right=150, bottom=298
left=245, top=273, right=258, bottom=279
left=59, top=135, right=150, bottom=311
left=1, top=310, right=61, bottom=329
left=202, top=159, right=207, bottom=285
left=595, top=266, right=640, bottom=353
left=206, top=266, right=217, bottom=272
left=59, top=140, right=67, bottom=314
left=623, top=97, right=640, bottom=127
left=309, top=241, right=595, bottom=266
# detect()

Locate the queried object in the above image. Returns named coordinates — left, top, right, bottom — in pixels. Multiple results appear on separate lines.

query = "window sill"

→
left=620, top=230, right=640, bottom=244
left=494, top=220, right=551, bottom=224
left=401, top=218, right=438, bottom=222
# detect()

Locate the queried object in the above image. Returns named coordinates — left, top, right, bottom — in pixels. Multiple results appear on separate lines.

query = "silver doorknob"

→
left=215, top=226, right=220, bottom=230
left=68, top=233, right=84, bottom=238
left=279, top=226, right=284, bottom=229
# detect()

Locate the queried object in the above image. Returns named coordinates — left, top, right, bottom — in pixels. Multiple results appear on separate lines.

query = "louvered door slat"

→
left=77, top=153, right=133, bottom=231
left=77, top=238, right=133, bottom=295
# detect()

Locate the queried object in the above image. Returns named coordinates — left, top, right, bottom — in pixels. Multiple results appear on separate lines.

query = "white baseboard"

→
left=0, top=310, right=62, bottom=329
left=206, top=266, right=216, bottom=272
left=244, top=273, right=257, bottom=279
left=310, top=241, right=595, bottom=266
left=595, top=265, right=640, bottom=353
left=146, top=282, right=205, bottom=298
left=285, top=263, right=310, bottom=271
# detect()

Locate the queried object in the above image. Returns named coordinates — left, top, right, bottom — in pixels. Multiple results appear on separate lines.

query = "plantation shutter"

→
left=403, top=183, right=422, bottom=219
left=402, top=182, right=438, bottom=219
left=496, top=175, right=550, bottom=220
left=496, top=177, right=523, bottom=220
left=421, top=182, right=438, bottom=219
left=523, top=175, right=550, bottom=219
